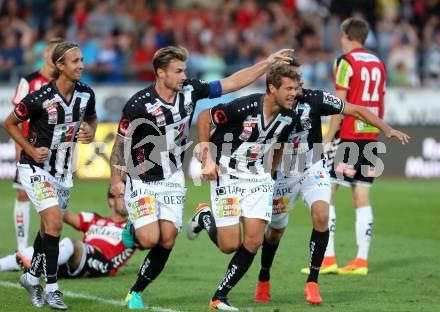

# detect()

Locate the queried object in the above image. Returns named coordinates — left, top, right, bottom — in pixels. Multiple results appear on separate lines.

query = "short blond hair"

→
left=152, top=46, right=189, bottom=75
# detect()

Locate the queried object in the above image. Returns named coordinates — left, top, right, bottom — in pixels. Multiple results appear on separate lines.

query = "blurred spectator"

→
left=95, top=35, right=122, bottom=84
left=199, top=45, right=226, bottom=81
left=76, top=29, right=99, bottom=84
left=0, top=0, right=438, bottom=87
left=390, top=62, right=412, bottom=87
left=0, top=31, right=23, bottom=81
left=424, top=29, right=440, bottom=87
left=388, top=21, right=419, bottom=86
left=132, top=30, right=156, bottom=82
left=86, top=0, right=115, bottom=39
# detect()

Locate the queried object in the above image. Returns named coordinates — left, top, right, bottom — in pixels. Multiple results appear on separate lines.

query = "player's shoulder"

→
left=299, top=88, right=323, bottom=104
left=75, top=81, right=95, bottom=94
left=24, top=81, right=53, bottom=103
left=123, top=85, right=154, bottom=113
left=346, top=49, right=383, bottom=64
left=233, top=93, right=264, bottom=108
left=23, top=71, right=42, bottom=83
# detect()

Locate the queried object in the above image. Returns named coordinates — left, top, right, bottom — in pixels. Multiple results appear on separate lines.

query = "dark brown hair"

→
left=266, top=64, right=300, bottom=93
left=341, top=17, right=369, bottom=44
left=152, top=46, right=189, bottom=75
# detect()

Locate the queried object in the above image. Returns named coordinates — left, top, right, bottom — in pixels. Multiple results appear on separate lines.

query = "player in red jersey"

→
left=0, top=188, right=135, bottom=278
left=323, top=17, right=388, bottom=275
left=11, top=37, right=64, bottom=252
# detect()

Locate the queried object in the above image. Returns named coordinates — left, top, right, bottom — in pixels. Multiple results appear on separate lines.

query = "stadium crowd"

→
left=1, top=0, right=440, bottom=89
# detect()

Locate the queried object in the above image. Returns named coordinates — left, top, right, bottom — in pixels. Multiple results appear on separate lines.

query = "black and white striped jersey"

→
left=14, top=80, right=96, bottom=180
left=209, top=93, right=296, bottom=175
left=278, top=88, right=345, bottom=177
left=118, top=79, right=221, bottom=182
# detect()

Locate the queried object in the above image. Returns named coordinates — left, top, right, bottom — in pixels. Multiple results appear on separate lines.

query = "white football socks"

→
left=58, top=238, right=74, bottom=265
left=324, top=205, right=336, bottom=257
left=355, top=206, right=373, bottom=260
left=0, top=254, right=20, bottom=271
left=14, top=200, right=30, bottom=251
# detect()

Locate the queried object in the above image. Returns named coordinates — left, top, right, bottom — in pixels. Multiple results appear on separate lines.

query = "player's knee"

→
left=159, top=238, right=175, bottom=250
left=311, top=204, right=329, bottom=231
left=266, top=227, right=285, bottom=244
left=243, top=236, right=263, bottom=254
left=218, top=241, right=240, bottom=254
left=45, top=220, right=63, bottom=236
left=136, top=232, right=159, bottom=250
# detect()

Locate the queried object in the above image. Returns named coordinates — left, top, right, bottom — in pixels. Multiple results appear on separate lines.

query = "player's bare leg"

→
left=338, top=185, right=371, bottom=275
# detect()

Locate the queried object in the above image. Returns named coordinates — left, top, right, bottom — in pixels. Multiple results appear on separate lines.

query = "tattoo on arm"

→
left=110, top=135, right=126, bottom=178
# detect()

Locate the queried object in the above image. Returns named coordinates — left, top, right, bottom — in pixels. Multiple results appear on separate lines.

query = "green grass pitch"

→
left=0, top=179, right=439, bottom=311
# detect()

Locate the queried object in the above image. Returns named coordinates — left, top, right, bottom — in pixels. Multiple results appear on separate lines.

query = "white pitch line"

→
left=0, top=280, right=184, bottom=312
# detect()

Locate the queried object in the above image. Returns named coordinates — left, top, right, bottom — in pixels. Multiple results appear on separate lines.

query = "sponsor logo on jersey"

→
left=323, top=92, right=343, bottom=110
left=46, top=103, right=59, bottom=124
left=245, top=145, right=261, bottom=160
left=119, top=117, right=131, bottom=135
left=300, top=117, right=312, bottom=130
left=272, top=197, right=290, bottom=214
left=86, top=224, right=122, bottom=246
left=33, top=181, right=56, bottom=202
left=131, top=196, right=156, bottom=220
left=213, top=109, right=228, bottom=125
left=15, top=102, right=28, bottom=119
left=216, top=197, right=240, bottom=217
left=60, top=124, right=75, bottom=143
left=152, top=107, right=166, bottom=127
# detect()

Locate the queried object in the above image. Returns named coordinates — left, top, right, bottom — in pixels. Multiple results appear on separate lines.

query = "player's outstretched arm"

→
left=343, top=104, right=410, bottom=144
left=219, top=49, right=294, bottom=95
left=3, top=112, right=48, bottom=163
left=198, top=109, right=219, bottom=180
left=63, top=212, right=81, bottom=230
left=110, top=135, right=126, bottom=196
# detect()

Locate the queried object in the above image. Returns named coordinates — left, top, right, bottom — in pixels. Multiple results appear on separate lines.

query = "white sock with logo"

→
left=356, top=206, right=373, bottom=260
left=14, top=200, right=30, bottom=251
left=58, top=238, right=74, bottom=265
left=324, top=205, right=336, bottom=257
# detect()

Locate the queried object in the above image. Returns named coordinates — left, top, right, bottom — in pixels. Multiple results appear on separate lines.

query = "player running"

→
left=324, top=17, right=389, bottom=275
left=186, top=64, right=301, bottom=311
left=0, top=188, right=135, bottom=278
left=11, top=37, right=63, bottom=252
left=109, top=46, right=293, bottom=309
left=3, top=41, right=97, bottom=310
left=253, top=58, right=409, bottom=305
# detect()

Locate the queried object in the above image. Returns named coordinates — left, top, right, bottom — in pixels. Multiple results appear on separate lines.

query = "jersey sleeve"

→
left=313, top=90, right=345, bottom=116
left=13, top=94, right=41, bottom=122
left=12, top=77, right=30, bottom=105
left=333, top=57, right=353, bottom=91
left=84, top=89, right=97, bottom=120
left=117, top=101, right=139, bottom=138
left=78, top=212, right=95, bottom=232
left=188, top=79, right=222, bottom=102
left=209, top=97, right=251, bottom=127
